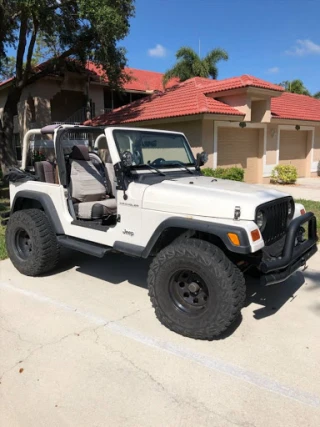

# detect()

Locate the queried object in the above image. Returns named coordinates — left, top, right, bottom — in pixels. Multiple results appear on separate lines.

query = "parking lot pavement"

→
left=1, top=250, right=320, bottom=427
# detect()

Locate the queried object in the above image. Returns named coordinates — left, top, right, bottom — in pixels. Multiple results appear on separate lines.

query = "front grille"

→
left=257, top=197, right=291, bottom=246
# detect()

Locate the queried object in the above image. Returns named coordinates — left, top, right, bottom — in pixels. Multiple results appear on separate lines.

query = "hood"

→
left=142, top=176, right=290, bottom=220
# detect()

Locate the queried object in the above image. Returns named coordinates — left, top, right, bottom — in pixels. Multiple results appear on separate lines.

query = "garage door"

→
left=279, top=131, right=307, bottom=177
left=218, top=128, right=260, bottom=183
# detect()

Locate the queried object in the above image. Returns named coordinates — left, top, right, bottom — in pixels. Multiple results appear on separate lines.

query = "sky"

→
left=123, top=0, right=320, bottom=93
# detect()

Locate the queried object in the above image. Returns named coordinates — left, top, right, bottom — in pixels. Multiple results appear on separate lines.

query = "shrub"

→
left=271, top=164, right=298, bottom=184
left=202, top=167, right=244, bottom=182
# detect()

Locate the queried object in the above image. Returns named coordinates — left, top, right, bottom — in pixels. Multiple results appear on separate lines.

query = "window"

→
left=113, top=129, right=195, bottom=166
left=14, top=133, right=21, bottom=161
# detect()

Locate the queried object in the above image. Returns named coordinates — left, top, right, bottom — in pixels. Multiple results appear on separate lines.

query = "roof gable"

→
left=203, top=75, right=284, bottom=94
left=87, top=78, right=244, bottom=126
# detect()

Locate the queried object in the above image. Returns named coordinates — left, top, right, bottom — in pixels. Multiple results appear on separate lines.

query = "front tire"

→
left=148, top=239, right=245, bottom=340
left=6, top=209, right=60, bottom=276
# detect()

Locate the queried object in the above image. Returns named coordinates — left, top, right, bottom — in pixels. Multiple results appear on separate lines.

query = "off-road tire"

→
left=6, top=209, right=60, bottom=276
left=148, top=239, right=245, bottom=340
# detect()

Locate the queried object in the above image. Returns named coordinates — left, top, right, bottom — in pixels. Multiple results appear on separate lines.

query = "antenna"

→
left=199, top=39, right=201, bottom=57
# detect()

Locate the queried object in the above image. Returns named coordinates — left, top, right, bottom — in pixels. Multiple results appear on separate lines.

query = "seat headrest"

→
left=70, top=145, right=90, bottom=161
left=96, top=135, right=108, bottom=150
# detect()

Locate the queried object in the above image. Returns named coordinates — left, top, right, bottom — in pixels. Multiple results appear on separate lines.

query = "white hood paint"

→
left=142, top=176, right=290, bottom=220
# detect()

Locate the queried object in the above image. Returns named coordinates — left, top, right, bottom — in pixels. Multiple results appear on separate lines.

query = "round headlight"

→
left=256, top=210, right=265, bottom=229
left=287, top=199, right=295, bottom=220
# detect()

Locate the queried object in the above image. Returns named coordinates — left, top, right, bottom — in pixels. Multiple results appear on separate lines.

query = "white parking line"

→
left=1, top=281, right=319, bottom=409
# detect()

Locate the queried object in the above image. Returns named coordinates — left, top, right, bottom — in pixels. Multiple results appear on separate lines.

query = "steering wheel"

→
left=150, top=158, right=165, bottom=166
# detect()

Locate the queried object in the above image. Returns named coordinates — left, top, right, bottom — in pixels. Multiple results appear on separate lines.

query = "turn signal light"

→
left=301, top=209, right=306, bottom=215
left=228, top=233, right=240, bottom=246
left=251, top=229, right=261, bottom=242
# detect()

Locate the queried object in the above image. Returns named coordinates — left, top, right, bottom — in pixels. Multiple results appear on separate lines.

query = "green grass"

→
left=295, top=199, right=320, bottom=238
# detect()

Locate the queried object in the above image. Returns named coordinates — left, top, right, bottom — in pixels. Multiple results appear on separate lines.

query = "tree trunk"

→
left=0, top=85, right=21, bottom=175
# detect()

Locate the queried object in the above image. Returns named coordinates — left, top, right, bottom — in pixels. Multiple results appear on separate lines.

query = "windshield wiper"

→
left=141, top=163, right=166, bottom=176
left=165, top=161, right=194, bottom=174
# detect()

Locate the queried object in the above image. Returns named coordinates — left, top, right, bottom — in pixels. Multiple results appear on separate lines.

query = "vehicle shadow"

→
left=302, top=269, right=320, bottom=289
left=52, top=250, right=308, bottom=326
left=244, top=272, right=305, bottom=320
left=54, top=249, right=151, bottom=289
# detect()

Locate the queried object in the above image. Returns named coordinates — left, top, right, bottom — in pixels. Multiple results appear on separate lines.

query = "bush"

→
left=271, top=164, right=298, bottom=184
left=202, top=167, right=244, bottom=182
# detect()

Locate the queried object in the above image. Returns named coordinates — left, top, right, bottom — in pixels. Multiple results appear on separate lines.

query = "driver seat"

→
left=69, top=145, right=117, bottom=220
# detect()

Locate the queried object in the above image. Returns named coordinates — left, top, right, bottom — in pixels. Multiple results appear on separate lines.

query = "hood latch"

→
left=234, top=206, right=241, bottom=220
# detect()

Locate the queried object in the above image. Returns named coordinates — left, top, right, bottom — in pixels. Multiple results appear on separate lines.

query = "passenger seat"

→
left=34, top=161, right=56, bottom=183
left=69, top=145, right=117, bottom=220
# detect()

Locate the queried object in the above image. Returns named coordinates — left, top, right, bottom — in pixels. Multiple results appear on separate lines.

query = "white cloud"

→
left=148, top=44, right=167, bottom=58
left=267, top=67, right=280, bottom=74
left=286, top=39, right=320, bottom=56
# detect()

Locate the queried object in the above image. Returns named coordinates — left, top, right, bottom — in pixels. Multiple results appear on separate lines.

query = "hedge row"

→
left=201, top=167, right=244, bottom=182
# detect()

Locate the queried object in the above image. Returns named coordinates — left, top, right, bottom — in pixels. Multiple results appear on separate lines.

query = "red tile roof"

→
left=86, top=78, right=244, bottom=126
left=85, top=62, right=178, bottom=92
left=271, top=92, right=320, bottom=121
left=0, top=76, right=14, bottom=88
left=203, top=75, right=284, bottom=94
left=0, top=60, right=178, bottom=92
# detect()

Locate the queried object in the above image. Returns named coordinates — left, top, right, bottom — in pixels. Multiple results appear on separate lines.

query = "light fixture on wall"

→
left=239, top=121, right=246, bottom=128
left=295, top=125, right=300, bottom=130
left=270, top=128, right=277, bottom=138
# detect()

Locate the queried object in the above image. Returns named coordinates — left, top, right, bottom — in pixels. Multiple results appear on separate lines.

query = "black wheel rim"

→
left=15, top=228, right=33, bottom=260
left=169, top=269, right=209, bottom=315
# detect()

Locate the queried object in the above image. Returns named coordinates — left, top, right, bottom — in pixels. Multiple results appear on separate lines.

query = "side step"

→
left=57, top=236, right=111, bottom=258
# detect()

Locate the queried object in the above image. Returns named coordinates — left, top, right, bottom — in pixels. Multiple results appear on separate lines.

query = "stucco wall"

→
left=218, top=93, right=250, bottom=120
left=251, top=99, right=271, bottom=123
left=265, top=124, right=278, bottom=165
left=314, top=126, right=320, bottom=163
left=0, top=87, right=9, bottom=120
left=89, top=85, right=105, bottom=117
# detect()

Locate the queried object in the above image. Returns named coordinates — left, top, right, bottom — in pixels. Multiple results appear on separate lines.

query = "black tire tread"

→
left=6, top=209, right=60, bottom=276
left=148, top=238, right=245, bottom=340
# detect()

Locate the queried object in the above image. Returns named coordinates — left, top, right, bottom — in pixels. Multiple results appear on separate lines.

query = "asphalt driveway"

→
left=1, top=250, right=319, bottom=427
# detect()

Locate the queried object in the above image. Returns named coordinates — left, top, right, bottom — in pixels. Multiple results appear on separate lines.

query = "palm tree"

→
left=163, top=46, right=228, bottom=85
left=279, top=79, right=311, bottom=96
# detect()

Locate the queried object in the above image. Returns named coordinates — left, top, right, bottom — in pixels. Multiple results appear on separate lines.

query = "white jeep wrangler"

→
left=2, top=125, right=318, bottom=340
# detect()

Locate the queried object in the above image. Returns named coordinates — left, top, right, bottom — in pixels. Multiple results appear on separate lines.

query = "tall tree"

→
left=0, top=0, right=135, bottom=173
left=279, top=79, right=311, bottom=96
left=163, top=46, right=228, bottom=85
left=314, top=91, right=320, bottom=99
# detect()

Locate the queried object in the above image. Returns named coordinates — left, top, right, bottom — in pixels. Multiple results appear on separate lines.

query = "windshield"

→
left=113, top=129, right=195, bottom=167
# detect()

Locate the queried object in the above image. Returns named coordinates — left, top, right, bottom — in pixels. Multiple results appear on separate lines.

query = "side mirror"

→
left=196, top=151, right=208, bottom=167
left=121, top=150, right=133, bottom=168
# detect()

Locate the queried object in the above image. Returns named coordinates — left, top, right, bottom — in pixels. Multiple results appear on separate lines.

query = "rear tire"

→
left=6, top=209, right=60, bottom=276
left=148, top=239, right=245, bottom=340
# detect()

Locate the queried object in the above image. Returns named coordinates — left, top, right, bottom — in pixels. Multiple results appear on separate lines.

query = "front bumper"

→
left=259, top=212, right=318, bottom=285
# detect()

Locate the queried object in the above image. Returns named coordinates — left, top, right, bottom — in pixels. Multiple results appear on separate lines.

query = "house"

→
left=86, top=75, right=320, bottom=183
left=0, top=60, right=176, bottom=159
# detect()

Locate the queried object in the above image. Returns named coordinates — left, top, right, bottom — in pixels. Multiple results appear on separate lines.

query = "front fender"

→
left=11, top=190, right=64, bottom=235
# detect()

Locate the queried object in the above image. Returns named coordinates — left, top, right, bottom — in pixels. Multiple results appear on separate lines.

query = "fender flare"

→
left=11, top=190, right=64, bottom=235
left=113, top=217, right=251, bottom=257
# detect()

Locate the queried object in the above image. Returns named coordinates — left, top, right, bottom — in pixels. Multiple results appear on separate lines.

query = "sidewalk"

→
left=261, top=178, right=320, bottom=202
